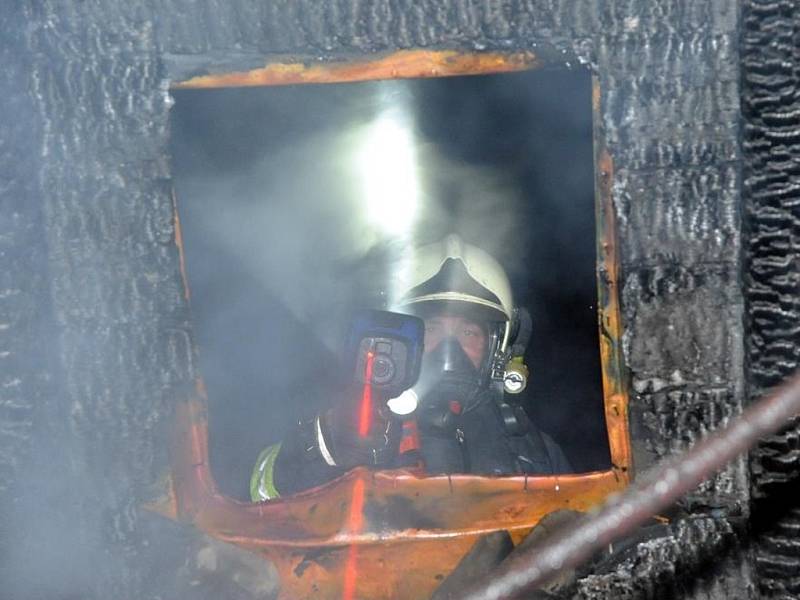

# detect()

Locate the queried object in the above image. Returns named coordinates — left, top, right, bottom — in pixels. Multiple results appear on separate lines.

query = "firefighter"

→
left=250, top=234, right=571, bottom=501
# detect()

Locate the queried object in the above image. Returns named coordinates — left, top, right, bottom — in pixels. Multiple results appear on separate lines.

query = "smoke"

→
left=0, top=4, right=748, bottom=599
left=170, top=68, right=607, bottom=497
left=173, top=80, right=526, bottom=352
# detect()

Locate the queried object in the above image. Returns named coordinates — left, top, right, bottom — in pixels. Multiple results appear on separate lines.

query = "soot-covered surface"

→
left=0, top=1, right=771, bottom=598
left=576, top=517, right=754, bottom=599
left=742, top=0, right=800, bottom=596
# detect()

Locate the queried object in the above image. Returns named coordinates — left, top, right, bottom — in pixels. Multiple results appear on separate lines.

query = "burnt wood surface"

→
left=742, top=0, right=800, bottom=597
left=0, top=0, right=785, bottom=598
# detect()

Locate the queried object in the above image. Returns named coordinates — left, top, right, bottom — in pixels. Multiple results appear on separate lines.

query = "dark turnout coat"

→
left=252, top=391, right=572, bottom=500
left=413, top=397, right=572, bottom=477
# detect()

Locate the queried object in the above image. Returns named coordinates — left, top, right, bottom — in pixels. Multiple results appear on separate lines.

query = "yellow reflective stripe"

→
left=250, top=442, right=282, bottom=502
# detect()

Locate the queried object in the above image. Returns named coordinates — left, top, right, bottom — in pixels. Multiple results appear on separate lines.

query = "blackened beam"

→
left=461, top=373, right=800, bottom=600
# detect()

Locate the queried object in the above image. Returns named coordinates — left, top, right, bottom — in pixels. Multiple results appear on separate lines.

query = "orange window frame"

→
left=158, top=49, right=632, bottom=600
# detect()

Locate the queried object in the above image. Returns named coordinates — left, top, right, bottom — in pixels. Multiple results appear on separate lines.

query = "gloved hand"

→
left=315, top=385, right=402, bottom=470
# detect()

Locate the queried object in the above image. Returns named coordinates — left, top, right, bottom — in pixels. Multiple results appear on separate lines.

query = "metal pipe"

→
left=461, top=373, right=800, bottom=600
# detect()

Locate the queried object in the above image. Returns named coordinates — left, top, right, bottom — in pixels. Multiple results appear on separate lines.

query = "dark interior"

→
left=170, top=67, right=611, bottom=500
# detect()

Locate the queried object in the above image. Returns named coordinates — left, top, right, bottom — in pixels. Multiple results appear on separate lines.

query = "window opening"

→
left=170, top=67, right=611, bottom=500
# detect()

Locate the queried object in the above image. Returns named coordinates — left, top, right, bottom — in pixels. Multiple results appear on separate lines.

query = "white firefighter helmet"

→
left=393, top=234, right=514, bottom=353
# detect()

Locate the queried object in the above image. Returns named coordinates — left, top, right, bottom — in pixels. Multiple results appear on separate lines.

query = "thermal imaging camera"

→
left=345, top=310, right=424, bottom=398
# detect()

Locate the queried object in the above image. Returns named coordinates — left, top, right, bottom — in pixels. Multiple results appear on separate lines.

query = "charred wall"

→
left=0, top=1, right=764, bottom=598
left=0, top=3, right=198, bottom=598
left=742, top=0, right=800, bottom=597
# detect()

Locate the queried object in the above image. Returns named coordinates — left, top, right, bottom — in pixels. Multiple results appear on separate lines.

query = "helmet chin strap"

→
left=488, top=322, right=510, bottom=383
left=500, top=320, right=512, bottom=354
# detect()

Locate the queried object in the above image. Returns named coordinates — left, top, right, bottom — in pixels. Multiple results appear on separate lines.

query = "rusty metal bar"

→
left=172, top=50, right=540, bottom=89
left=462, top=373, right=800, bottom=600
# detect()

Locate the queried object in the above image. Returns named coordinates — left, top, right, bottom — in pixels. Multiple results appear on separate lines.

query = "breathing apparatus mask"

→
left=391, top=235, right=531, bottom=430
left=410, top=311, right=493, bottom=418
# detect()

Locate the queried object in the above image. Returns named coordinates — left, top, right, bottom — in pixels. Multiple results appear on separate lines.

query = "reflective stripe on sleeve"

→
left=316, top=416, right=337, bottom=466
left=250, top=442, right=282, bottom=502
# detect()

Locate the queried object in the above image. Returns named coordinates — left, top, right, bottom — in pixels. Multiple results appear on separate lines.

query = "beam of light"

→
left=342, top=477, right=366, bottom=600
left=344, top=86, right=418, bottom=599
left=343, top=350, right=375, bottom=600
left=358, top=351, right=375, bottom=438
left=357, top=107, right=419, bottom=237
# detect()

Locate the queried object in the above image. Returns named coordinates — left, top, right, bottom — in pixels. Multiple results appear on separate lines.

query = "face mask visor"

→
left=412, top=312, right=506, bottom=416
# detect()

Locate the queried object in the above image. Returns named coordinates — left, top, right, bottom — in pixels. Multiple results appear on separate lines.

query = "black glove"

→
left=315, top=385, right=402, bottom=470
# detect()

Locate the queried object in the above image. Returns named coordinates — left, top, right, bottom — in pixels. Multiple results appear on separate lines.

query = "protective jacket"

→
left=250, top=392, right=571, bottom=501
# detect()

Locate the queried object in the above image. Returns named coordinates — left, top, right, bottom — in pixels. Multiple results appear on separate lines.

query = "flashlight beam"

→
left=461, top=372, right=800, bottom=600
left=357, top=107, right=419, bottom=237
left=342, top=478, right=367, bottom=600
left=344, top=351, right=376, bottom=600
left=358, top=351, right=375, bottom=438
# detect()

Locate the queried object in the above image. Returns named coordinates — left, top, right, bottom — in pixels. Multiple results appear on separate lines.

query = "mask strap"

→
left=499, top=321, right=511, bottom=353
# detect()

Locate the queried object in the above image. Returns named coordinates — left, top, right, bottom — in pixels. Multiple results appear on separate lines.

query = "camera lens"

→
left=371, top=354, right=395, bottom=384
